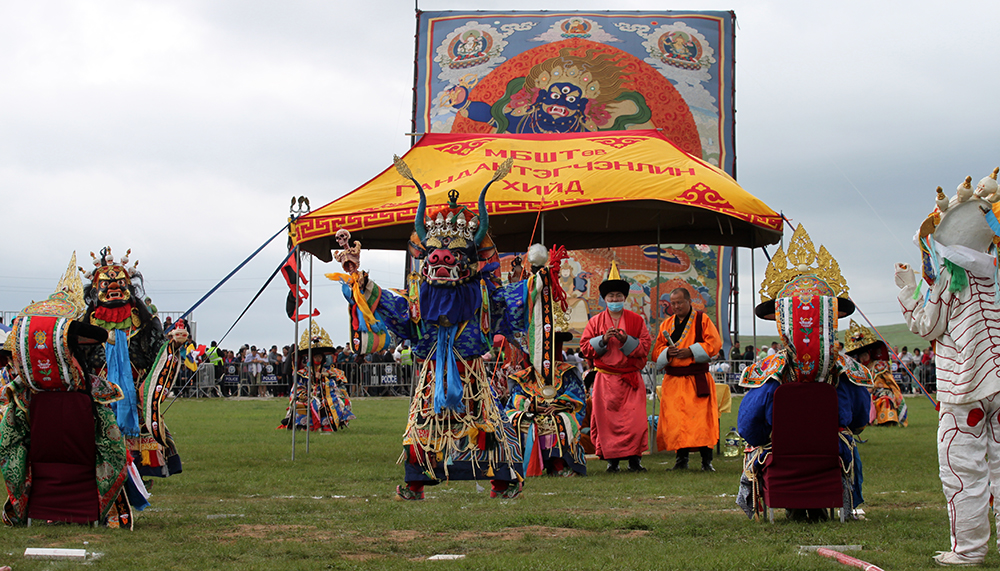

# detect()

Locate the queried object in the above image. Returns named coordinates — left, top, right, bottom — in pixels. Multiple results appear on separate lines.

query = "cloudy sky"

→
left=2, top=0, right=998, bottom=351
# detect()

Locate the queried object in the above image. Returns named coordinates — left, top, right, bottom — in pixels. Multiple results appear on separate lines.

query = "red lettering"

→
left=594, top=161, right=612, bottom=170
left=535, top=152, right=557, bottom=163
left=566, top=181, right=583, bottom=194
left=455, top=170, right=473, bottom=180
left=573, top=162, right=594, bottom=171
left=502, top=180, right=520, bottom=191
left=485, top=149, right=507, bottom=158
left=512, top=150, right=532, bottom=161
left=433, top=175, right=455, bottom=189
left=473, top=163, right=493, bottom=174
left=524, top=183, right=544, bottom=196
left=613, top=161, right=636, bottom=171
left=514, top=165, right=531, bottom=176
left=534, top=168, right=551, bottom=179
left=559, top=149, right=577, bottom=160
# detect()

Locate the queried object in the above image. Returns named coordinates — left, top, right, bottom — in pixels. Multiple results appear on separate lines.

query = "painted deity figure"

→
left=897, top=169, right=1000, bottom=566
left=279, top=323, right=354, bottom=431
left=329, top=156, right=538, bottom=500
left=453, top=48, right=649, bottom=134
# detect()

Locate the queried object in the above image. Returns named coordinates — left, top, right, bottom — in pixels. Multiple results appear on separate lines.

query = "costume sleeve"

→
left=898, top=265, right=952, bottom=342
left=837, top=378, right=872, bottom=433
left=490, top=280, right=528, bottom=338
left=579, top=315, right=603, bottom=360
left=555, top=369, right=586, bottom=416
left=690, top=313, right=723, bottom=363
left=652, top=319, right=670, bottom=371
left=737, top=381, right=778, bottom=447
left=504, top=382, right=530, bottom=428
left=369, top=283, right=417, bottom=342
left=624, top=314, right=651, bottom=359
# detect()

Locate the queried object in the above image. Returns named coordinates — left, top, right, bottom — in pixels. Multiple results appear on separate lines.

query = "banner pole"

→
left=751, top=245, right=757, bottom=352
left=306, top=253, right=314, bottom=453
left=291, top=244, right=299, bottom=461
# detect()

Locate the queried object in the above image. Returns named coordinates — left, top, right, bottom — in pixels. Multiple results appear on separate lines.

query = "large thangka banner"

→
left=415, top=10, right=735, bottom=173
left=415, top=11, right=736, bottom=343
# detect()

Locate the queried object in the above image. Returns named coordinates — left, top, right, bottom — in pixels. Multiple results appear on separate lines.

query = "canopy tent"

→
left=292, top=130, right=782, bottom=262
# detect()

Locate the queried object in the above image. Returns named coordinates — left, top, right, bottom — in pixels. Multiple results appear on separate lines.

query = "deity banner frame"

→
left=414, top=10, right=736, bottom=176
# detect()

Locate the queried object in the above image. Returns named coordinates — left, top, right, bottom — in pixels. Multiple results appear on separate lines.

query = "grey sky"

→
left=2, top=0, right=998, bottom=350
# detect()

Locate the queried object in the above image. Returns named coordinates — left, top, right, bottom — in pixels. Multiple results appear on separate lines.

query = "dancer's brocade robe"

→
left=0, top=374, right=128, bottom=525
left=505, top=364, right=587, bottom=476
left=367, top=276, right=528, bottom=482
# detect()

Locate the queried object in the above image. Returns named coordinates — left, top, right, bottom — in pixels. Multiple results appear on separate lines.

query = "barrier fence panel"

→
left=183, top=356, right=935, bottom=400
left=194, top=363, right=221, bottom=398
left=216, top=362, right=292, bottom=397
left=339, top=362, right=414, bottom=397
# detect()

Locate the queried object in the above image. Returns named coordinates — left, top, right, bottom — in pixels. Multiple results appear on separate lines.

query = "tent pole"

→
left=291, top=245, right=299, bottom=461
left=653, top=224, right=661, bottom=454
left=541, top=212, right=546, bottom=246
left=306, top=254, right=314, bottom=453
left=656, top=224, right=661, bottom=323
left=751, top=247, right=757, bottom=354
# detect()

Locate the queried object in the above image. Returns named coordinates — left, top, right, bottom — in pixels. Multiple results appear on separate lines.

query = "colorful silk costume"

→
left=653, top=309, right=722, bottom=452
left=897, top=170, right=1000, bottom=565
left=138, top=318, right=197, bottom=475
left=735, top=225, right=872, bottom=520
left=79, top=247, right=172, bottom=480
left=844, top=320, right=907, bottom=426
left=329, top=157, right=527, bottom=494
left=579, top=308, right=651, bottom=461
left=0, top=256, right=133, bottom=528
left=505, top=329, right=588, bottom=477
left=279, top=323, right=354, bottom=431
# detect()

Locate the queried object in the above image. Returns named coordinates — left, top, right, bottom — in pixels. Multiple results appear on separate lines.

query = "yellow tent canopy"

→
left=293, top=130, right=781, bottom=261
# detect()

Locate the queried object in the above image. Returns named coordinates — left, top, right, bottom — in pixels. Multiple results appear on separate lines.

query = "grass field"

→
left=0, top=393, right=969, bottom=570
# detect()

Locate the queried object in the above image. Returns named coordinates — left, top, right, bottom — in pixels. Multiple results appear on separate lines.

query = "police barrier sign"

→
left=262, top=364, right=279, bottom=384
left=221, top=364, right=240, bottom=385
left=380, top=364, right=398, bottom=385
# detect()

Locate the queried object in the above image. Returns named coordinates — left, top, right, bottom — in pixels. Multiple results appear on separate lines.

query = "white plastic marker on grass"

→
left=24, top=548, right=87, bottom=560
left=428, top=554, right=465, bottom=560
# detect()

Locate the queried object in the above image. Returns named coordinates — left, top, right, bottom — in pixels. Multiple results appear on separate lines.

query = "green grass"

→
left=0, top=394, right=963, bottom=570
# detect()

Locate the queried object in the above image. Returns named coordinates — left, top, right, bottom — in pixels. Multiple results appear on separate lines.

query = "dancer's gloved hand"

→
left=894, top=263, right=915, bottom=289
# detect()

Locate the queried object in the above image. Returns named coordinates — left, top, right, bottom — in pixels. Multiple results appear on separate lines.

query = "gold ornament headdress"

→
left=844, top=320, right=878, bottom=354
left=755, top=224, right=854, bottom=320
left=759, top=225, right=848, bottom=303
left=18, top=252, right=86, bottom=320
left=298, top=321, right=335, bottom=353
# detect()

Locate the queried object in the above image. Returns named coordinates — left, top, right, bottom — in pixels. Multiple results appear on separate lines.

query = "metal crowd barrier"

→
left=217, top=361, right=288, bottom=397
left=338, top=362, right=414, bottom=397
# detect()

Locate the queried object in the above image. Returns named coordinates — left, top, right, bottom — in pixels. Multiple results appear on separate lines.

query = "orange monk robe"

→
left=654, top=311, right=722, bottom=451
left=579, top=309, right=651, bottom=459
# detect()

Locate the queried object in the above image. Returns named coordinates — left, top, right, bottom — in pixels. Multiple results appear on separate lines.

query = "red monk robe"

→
left=654, top=311, right=722, bottom=451
left=579, top=309, right=651, bottom=460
